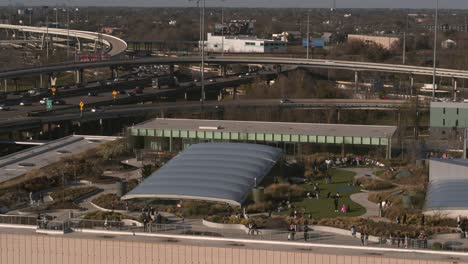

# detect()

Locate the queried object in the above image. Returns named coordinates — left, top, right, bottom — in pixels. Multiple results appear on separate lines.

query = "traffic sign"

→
left=112, top=90, right=117, bottom=100
left=79, top=101, right=84, bottom=117
left=45, top=99, right=53, bottom=111
left=51, top=87, right=57, bottom=96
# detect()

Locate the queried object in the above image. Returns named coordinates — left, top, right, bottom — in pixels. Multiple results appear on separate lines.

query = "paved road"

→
left=0, top=24, right=127, bottom=57
left=3, top=55, right=468, bottom=79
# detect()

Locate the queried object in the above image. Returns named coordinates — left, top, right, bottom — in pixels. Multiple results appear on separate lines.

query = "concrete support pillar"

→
left=3, top=79, right=6, bottom=93
left=169, top=65, right=175, bottom=75
left=169, top=135, right=173, bottom=152
left=93, top=40, right=98, bottom=52
left=111, top=68, right=118, bottom=79
left=341, top=143, right=345, bottom=157
left=233, top=87, right=237, bottom=100
left=386, top=138, right=392, bottom=160
left=41, top=33, right=45, bottom=49
left=410, top=75, right=414, bottom=97
left=76, top=38, right=81, bottom=52
left=218, top=89, right=223, bottom=101
left=40, top=74, right=43, bottom=88
left=47, top=73, right=53, bottom=88
left=99, top=119, right=103, bottom=135
left=75, top=69, right=84, bottom=84
left=13, top=79, right=18, bottom=92
left=336, top=109, right=341, bottom=123
left=464, top=130, right=468, bottom=159
left=453, top=78, right=458, bottom=101
left=184, top=92, right=188, bottom=101
left=354, top=71, right=359, bottom=94
left=276, top=65, right=282, bottom=75
left=221, top=65, right=228, bottom=77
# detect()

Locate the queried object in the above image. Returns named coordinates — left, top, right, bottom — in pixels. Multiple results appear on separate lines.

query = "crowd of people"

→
left=139, top=207, right=164, bottom=232
left=311, top=156, right=385, bottom=171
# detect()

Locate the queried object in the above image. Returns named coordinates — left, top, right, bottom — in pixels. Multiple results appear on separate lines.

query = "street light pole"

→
left=55, top=6, right=58, bottom=28
left=221, top=6, right=224, bottom=56
left=46, top=7, right=49, bottom=62
left=432, top=0, right=439, bottom=100
left=67, top=8, right=70, bottom=60
left=306, top=10, right=310, bottom=59
left=201, top=0, right=206, bottom=104
left=403, top=11, right=409, bottom=65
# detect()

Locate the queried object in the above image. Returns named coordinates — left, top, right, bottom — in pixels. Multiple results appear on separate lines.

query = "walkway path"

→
left=338, top=167, right=392, bottom=222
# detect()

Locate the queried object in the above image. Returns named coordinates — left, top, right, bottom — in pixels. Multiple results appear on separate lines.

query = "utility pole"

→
left=432, top=0, right=439, bottom=100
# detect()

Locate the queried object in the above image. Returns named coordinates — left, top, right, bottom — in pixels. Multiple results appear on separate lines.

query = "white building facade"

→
left=204, top=33, right=287, bottom=53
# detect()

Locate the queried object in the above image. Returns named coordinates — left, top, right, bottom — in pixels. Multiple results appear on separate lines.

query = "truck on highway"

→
left=152, top=76, right=179, bottom=89
left=423, top=83, right=438, bottom=90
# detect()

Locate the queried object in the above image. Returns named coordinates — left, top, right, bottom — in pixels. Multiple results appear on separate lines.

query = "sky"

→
left=4, top=0, right=468, bottom=9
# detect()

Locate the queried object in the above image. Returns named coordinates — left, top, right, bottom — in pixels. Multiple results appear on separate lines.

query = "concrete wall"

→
left=0, top=233, right=461, bottom=264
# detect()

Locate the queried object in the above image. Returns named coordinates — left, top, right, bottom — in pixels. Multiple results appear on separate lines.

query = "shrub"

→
left=318, top=217, right=455, bottom=238
left=432, top=242, right=443, bottom=250
left=246, top=201, right=273, bottom=214
left=96, top=138, right=131, bottom=160
left=264, top=183, right=305, bottom=203
left=50, top=187, right=99, bottom=202
left=356, top=177, right=395, bottom=191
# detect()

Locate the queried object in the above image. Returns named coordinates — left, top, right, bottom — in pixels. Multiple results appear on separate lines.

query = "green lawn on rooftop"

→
left=277, top=169, right=366, bottom=219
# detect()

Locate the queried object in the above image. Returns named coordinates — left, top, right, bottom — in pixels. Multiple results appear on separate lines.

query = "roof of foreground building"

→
left=426, top=159, right=468, bottom=211
left=122, top=143, right=282, bottom=206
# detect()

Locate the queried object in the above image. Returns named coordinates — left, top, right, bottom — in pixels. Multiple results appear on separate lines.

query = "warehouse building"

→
left=129, top=118, right=397, bottom=159
left=347, top=34, right=400, bottom=50
left=430, top=102, right=468, bottom=138
left=203, top=33, right=287, bottom=53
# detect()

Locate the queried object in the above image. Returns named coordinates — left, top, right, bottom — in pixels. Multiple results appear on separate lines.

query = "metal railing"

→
left=0, top=215, right=465, bottom=252
left=0, top=215, right=37, bottom=226
left=0, top=215, right=68, bottom=231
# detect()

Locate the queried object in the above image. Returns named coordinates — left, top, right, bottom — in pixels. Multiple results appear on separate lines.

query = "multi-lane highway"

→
left=0, top=24, right=127, bottom=57
left=1, top=56, right=468, bottom=80
left=0, top=98, right=415, bottom=134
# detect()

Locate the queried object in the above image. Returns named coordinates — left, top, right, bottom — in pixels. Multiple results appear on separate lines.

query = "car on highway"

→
left=238, top=74, right=243, bottom=78
left=0, top=104, right=10, bottom=111
left=209, top=79, right=217, bottom=82
left=53, top=99, right=66, bottom=105
left=90, top=106, right=104, bottom=113
left=39, top=97, right=50, bottom=105
left=88, top=92, right=98, bottom=96
left=280, top=98, right=293, bottom=104
left=118, top=90, right=126, bottom=95
left=131, top=87, right=143, bottom=94
left=19, top=100, right=32, bottom=106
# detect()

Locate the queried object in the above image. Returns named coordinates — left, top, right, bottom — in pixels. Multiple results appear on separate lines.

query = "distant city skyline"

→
left=4, top=0, right=468, bottom=9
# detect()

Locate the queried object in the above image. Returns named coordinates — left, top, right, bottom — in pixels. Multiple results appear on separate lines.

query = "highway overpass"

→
left=1, top=56, right=468, bottom=81
left=0, top=99, right=416, bottom=134
left=0, top=24, right=127, bottom=57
